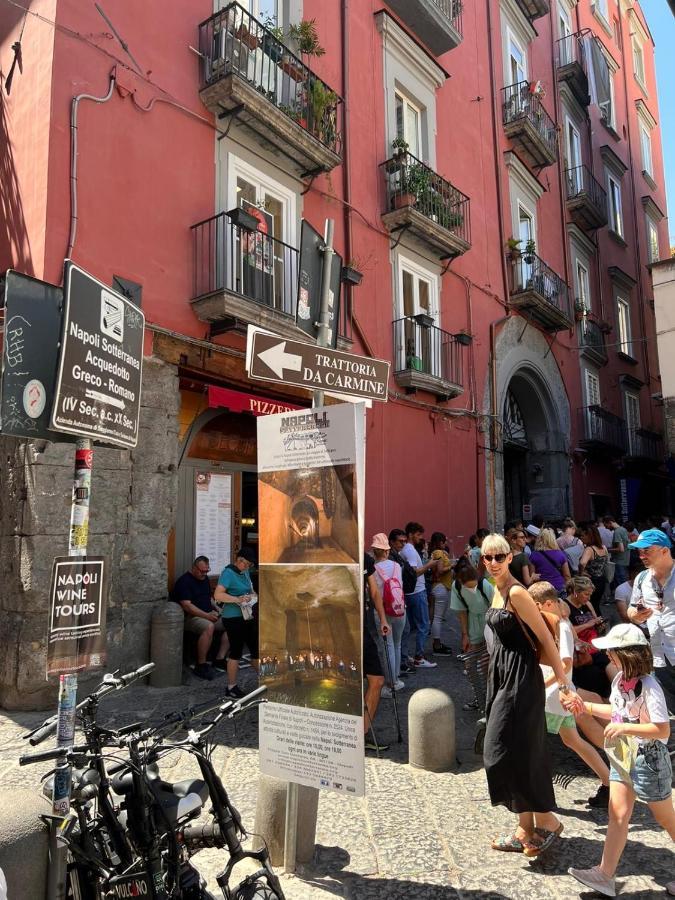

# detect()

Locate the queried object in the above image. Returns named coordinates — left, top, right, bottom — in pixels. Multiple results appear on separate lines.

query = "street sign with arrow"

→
left=247, top=329, right=389, bottom=402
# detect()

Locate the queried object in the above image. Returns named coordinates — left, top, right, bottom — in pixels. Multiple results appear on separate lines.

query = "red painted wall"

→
left=1, top=0, right=668, bottom=545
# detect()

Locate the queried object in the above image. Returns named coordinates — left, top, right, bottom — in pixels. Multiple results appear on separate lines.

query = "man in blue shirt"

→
left=172, top=556, right=229, bottom=681
left=627, top=529, right=675, bottom=715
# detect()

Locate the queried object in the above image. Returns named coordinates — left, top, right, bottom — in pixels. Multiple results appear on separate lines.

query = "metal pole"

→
left=283, top=219, right=334, bottom=874
left=48, top=438, right=93, bottom=899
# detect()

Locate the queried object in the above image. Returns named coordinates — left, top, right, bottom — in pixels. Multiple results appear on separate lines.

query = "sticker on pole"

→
left=47, top=556, right=108, bottom=677
left=50, top=261, right=144, bottom=448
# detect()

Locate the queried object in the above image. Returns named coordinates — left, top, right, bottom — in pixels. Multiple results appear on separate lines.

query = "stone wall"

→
left=0, top=358, right=180, bottom=709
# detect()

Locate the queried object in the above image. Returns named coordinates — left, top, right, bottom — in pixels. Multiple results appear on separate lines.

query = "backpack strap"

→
left=454, top=581, right=469, bottom=610
left=477, top=578, right=490, bottom=605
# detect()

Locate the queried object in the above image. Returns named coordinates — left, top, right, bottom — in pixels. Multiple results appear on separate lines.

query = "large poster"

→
left=47, top=556, right=107, bottom=677
left=194, top=471, right=233, bottom=574
left=257, top=403, right=365, bottom=796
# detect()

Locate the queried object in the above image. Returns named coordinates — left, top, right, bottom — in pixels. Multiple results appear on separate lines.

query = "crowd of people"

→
left=170, top=512, right=674, bottom=897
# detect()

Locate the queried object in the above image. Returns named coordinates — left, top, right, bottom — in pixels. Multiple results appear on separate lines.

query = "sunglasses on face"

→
left=483, top=553, right=508, bottom=563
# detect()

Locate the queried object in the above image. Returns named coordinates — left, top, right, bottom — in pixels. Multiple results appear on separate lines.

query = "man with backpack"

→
left=396, top=522, right=438, bottom=670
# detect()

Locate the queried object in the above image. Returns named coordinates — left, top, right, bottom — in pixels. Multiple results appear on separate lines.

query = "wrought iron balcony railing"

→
left=579, top=406, right=627, bottom=453
left=626, top=428, right=663, bottom=462
left=381, top=151, right=471, bottom=248
left=509, top=252, right=571, bottom=324
left=579, top=314, right=607, bottom=361
left=191, top=212, right=352, bottom=340
left=565, top=165, right=608, bottom=228
left=502, top=81, right=558, bottom=166
left=392, top=316, right=464, bottom=396
left=198, top=3, right=343, bottom=157
left=556, top=31, right=587, bottom=71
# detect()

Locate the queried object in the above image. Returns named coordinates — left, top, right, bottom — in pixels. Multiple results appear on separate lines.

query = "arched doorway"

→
left=500, top=368, right=570, bottom=525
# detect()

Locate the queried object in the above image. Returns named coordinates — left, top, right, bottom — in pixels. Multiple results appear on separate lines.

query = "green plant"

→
left=308, top=78, right=337, bottom=138
left=289, top=18, right=325, bottom=58
left=392, top=136, right=409, bottom=154
left=507, top=237, right=522, bottom=251
left=524, top=239, right=536, bottom=255
left=402, top=162, right=431, bottom=199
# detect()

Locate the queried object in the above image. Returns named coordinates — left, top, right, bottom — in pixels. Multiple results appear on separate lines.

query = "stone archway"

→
left=486, top=319, right=571, bottom=529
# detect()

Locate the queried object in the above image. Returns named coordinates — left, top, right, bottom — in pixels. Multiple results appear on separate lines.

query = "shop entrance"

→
left=175, top=410, right=258, bottom=581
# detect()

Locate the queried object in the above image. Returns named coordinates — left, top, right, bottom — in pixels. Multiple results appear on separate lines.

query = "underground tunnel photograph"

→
left=258, top=464, right=358, bottom=564
left=258, top=564, right=363, bottom=716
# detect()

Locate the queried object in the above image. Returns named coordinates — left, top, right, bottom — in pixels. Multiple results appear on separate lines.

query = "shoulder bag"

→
left=506, top=585, right=559, bottom=668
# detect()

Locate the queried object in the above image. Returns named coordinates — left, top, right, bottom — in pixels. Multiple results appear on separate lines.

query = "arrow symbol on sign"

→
left=257, top=341, right=303, bottom=379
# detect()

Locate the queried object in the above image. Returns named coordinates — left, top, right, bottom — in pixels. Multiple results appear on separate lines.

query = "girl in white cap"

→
left=568, top=623, right=674, bottom=897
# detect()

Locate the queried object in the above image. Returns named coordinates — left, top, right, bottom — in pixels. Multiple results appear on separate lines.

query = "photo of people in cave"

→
left=258, top=565, right=362, bottom=716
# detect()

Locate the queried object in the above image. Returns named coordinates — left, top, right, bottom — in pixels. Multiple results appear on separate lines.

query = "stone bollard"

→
left=0, top=788, right=49, bottom=899
left=253, top=775, right=319, bottom=866
left=408, top=688, right=456, bottom=772
left=150, top=601, right=184, bottom=688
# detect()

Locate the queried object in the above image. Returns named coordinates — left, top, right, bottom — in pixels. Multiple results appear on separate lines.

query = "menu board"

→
left=194, top=471, right=232, bottom=574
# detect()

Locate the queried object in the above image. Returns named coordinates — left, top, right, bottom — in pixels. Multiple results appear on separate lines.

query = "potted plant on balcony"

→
left=523, top=239, right=537, bottom=264
left=308, top=78, right=337, bottom=143
left=392, top=136, right=409, bottom=159
left=261, top=15, right=285, bottom=63
left=394, top=162, right=430, bottom=211
left=454, top=330, right=473, bottom=346
left=506, top=237, right=522, bottom=259
left=574, top=297, right=586, bottom=321
left=235, top=20, right=260, bottom=50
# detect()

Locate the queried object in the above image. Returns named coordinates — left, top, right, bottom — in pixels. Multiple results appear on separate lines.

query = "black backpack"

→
left=390, top=550, right=417, bottom=594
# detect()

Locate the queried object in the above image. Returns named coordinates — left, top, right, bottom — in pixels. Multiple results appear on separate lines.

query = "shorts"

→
left=222, top=615, right=258, bottom=660
left=545, top=711, right=575, bottom=734
left=609, top=740, right=672, bottom=803
left=184, top=616, right=225, bottom=636
left=363, top=626, right=383, bottom=677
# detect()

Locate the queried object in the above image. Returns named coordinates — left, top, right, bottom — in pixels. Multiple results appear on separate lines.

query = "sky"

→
left=640, top=0, right=675, bottom=245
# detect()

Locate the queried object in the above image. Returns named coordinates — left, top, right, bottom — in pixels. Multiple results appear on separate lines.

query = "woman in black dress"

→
left=482, top=533, right=581, bottom=858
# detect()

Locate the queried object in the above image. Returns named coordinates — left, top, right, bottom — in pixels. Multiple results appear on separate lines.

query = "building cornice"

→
left=600, top=144, right=628, bottom=178
left=374, top=11, right=447, bottom=89
left=635, top=99, right=657, bottom=130
left=499, top=0, right=538, bottom=45
left=642, top=195, right=665, bottom=221
left=609, top=265, right=638, bottom=291
left=504, top=151, right=545, bottom=200
left=567, top=223, right=598, bottom=258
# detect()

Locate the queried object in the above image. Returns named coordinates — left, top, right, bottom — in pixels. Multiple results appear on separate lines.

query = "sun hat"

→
left=628, top=528, right=672, bottom=549
left=371, top=533, right=391, bottom=551
left=592, top=623, right=649, bottom=651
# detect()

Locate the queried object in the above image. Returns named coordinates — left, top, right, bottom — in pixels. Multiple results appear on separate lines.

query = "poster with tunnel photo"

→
left=257, top=402, right=366, bottom=797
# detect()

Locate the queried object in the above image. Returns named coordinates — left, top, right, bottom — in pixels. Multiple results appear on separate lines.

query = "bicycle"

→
left=21, top=670, right=285, bottom=900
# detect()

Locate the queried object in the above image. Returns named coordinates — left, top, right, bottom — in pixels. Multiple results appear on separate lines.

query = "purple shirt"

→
left=529, top=549, right=568, bottom=591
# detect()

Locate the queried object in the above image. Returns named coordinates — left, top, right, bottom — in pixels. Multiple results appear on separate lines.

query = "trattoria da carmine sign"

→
left=47, top=556, right=108, bottom=677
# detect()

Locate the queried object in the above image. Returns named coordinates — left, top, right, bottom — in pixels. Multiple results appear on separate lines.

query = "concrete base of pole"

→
left=253, top=775, right=319, bottom=866
left=0, top=789, right=48, bottom=899
left=150, top=602, right=184, bottom=688
left=408, top=688, right=456, bottom=772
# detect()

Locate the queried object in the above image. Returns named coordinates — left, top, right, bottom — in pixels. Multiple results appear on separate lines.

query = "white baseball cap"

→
left=592, top=623, right=649, bottom=650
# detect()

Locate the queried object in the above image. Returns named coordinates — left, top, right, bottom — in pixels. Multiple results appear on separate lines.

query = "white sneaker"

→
left=381, top=686, right=394, bottom=698
left=394, top=679, right=405, bottom=690
left=568, top=867, right=616, bottom=897
left=414, top=656, right=437, bottom=668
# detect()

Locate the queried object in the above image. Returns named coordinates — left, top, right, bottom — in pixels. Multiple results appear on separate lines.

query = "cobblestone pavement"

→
left=1, top=620, right=673, bottom=899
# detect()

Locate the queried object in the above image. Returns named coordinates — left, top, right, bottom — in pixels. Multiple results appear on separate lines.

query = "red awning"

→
left=207, top=385, right=304, bottom=417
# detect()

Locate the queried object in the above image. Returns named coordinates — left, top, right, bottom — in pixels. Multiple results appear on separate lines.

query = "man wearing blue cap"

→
left=627, top=528, right=675, bottom=716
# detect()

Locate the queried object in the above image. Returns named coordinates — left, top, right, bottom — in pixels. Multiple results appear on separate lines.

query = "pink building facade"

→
left=0, top=0, right=670, bottom=704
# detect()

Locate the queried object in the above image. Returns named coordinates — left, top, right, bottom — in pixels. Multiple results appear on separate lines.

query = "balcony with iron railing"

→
left=626, top=428, right=663, bottom=464
left=385, top=0, right=463, bottom=55
left=190, top=211, right=351, bottom=343
left=578, top=406, right=628, bottom=455
left=392, top=316, right=464, bottom=400
left=565, top=165, right=608, bottom=231
left=508, top=252, right=571, bottom=332
left=380, top=151, right=471, bottom=260
left=198, top=3, right=343, bottom=174
left=556, top=31, right=590, bottom=106
left=578, top=312, right=608, bottom=366
left=502, top=82, right=558, bottom=169
left=514, top=0, right=550, bottom=21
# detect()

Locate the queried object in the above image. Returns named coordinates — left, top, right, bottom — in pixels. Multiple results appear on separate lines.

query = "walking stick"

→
left=380, top=631, right=403, bottom=743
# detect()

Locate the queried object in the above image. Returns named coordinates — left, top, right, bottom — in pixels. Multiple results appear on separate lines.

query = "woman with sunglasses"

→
left=482, top=533, right=580, bottom=858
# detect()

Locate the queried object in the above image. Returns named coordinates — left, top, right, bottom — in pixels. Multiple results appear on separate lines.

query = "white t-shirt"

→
left=610, top=672, right=670, bottom=745
left=614, top=581, right=633, bottom=606
left=541, top=618, right=575, bottom=717
left=401, top=542, right=425, bottom=595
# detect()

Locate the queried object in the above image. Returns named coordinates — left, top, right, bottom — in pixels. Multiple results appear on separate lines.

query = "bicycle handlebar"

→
left=19, top=744, right=91, bottom=766
left=23, top=663, right=155, bottom=745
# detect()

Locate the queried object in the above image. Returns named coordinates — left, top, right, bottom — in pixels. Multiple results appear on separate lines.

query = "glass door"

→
left=518, top=206, right=534, bottom=288
left=566, top=121, right=582, bottom=193
left=558, top=3, right=573, bottom=65
left=397, top=262, right=440, bottom=376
